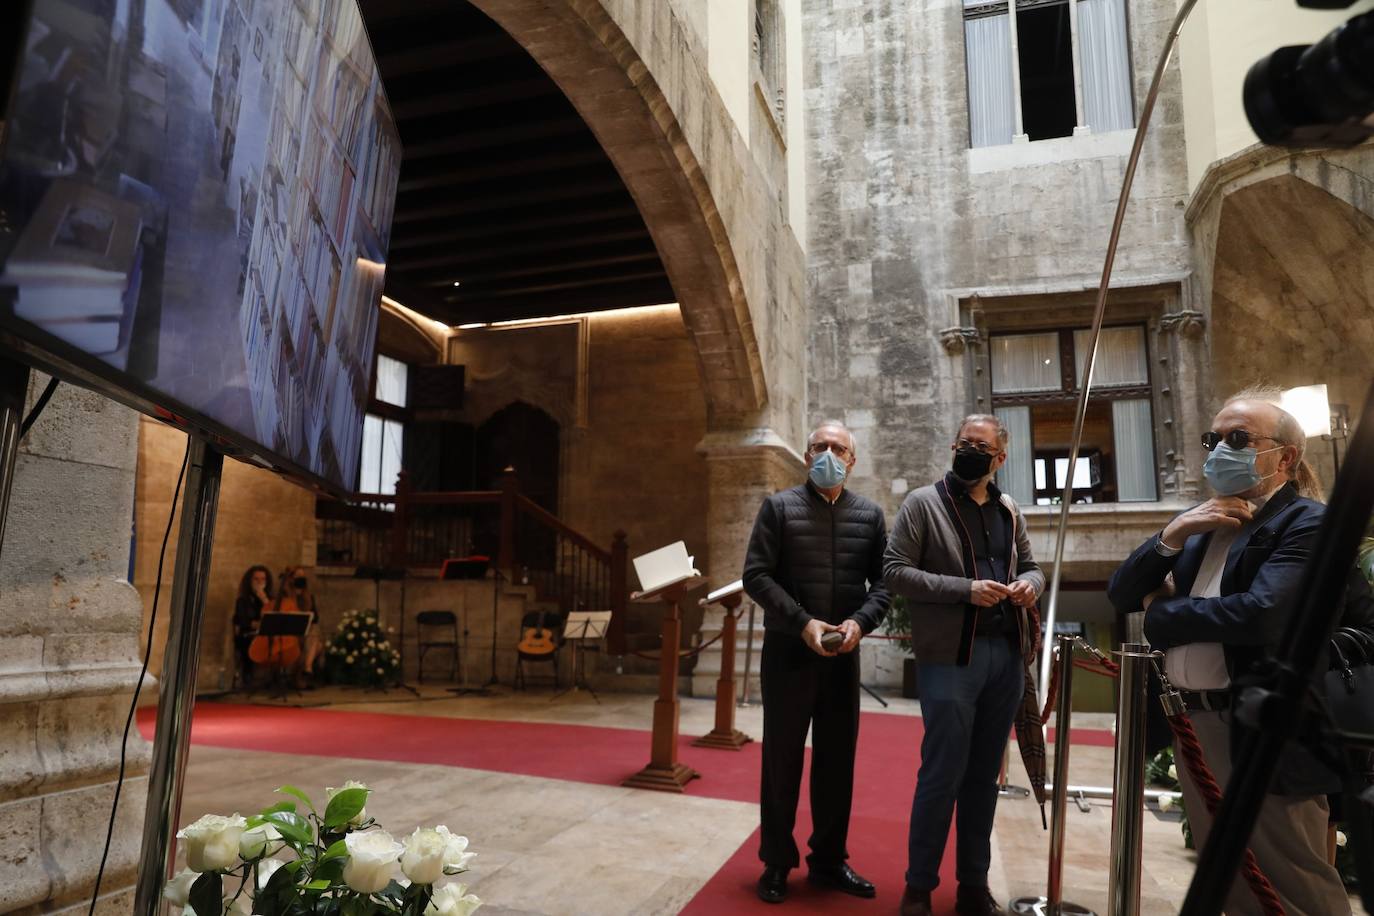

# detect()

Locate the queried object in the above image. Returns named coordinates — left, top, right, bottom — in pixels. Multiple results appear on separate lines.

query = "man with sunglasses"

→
left=743, top=420, right=891, bottom=905
left=885, top=414, right=1044, bottom=916
left=1108, top=390, right=1348, bottom=915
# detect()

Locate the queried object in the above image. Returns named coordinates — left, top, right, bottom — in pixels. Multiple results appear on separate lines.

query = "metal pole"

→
left=738, top=600, right=757, bottom=708
left=134, top=438, right=223, bottom=915
left=0, top=361, right=31, bottom=550
left=1037, top=0, right=1201, bottom=705
left=1108, top=643, right=1151, bottom=916
left=1011, top=636, right=1096, bottom=915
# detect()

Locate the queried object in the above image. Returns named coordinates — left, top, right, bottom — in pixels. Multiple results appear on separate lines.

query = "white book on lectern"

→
left=705, top=579, right=744, bottom=604
left=632, top=541, right=698, bottom=593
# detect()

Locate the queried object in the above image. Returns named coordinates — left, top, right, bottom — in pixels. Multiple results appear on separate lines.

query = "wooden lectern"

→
left=693, top=580, right=753, bottom=750
left=622, top=574, right=704, bottom=792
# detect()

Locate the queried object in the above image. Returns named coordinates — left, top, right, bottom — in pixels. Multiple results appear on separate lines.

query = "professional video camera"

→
left=1244, top=0, right=1374, bottom=147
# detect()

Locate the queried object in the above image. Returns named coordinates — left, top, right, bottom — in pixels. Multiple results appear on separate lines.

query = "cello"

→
left=248, top=595, right=308, bottom=668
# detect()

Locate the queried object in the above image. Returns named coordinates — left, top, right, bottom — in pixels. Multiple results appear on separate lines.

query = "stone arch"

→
left=465, top=0, right=770, bottom=424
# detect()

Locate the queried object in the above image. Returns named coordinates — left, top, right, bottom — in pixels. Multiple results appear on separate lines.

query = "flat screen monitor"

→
left=0, top=0, right=401, bottom=494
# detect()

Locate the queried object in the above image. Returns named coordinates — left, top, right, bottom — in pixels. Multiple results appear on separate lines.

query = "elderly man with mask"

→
left=884, top=414, right=1044, bottom=916
left=1108, top=389, right=1348, bottom=915
left=742, top=420, right=891, bottom=905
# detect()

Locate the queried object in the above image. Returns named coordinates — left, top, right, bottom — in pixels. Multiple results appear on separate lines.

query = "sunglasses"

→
left=1201, top=429, right=1282, bottom=452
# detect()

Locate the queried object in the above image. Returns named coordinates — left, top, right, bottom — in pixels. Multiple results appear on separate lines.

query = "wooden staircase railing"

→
left=318, top=468, right=629, bottom=653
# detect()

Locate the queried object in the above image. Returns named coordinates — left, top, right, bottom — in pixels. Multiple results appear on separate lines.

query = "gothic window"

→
left=990, top=325, right=1158, bottom=504
left=753, top=0, right=786, bottom=127
left=962, top=0, right=1134, bottom=146
left=358, top=353, right=409, bottom=501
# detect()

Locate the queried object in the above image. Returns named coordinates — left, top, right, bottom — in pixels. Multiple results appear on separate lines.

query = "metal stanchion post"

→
left=1108, top=643, right=1151, bottom=916
left=1011, top=635, right=1096, bottom=916
left=133, top=439, right=224, bottom=915
left=738, top=601, right=757, bottom=708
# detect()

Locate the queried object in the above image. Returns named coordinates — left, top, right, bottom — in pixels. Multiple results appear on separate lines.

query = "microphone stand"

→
left=485, top=566, right=505, bottom=687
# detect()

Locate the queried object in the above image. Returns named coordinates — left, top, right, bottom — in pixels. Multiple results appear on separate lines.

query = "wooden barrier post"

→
left=693, top=590, right=752, bottom=749
left=623, top=577, right=702, bottom=792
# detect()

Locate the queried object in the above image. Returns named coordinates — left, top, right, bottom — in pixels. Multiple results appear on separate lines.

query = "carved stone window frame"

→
left=937, top=276, right=1204, bottom=501
left=752, top=0, right=786, bottom=138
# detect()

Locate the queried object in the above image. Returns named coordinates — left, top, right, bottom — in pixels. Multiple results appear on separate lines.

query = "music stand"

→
left=253, top=612, right=311, bottom=701
left=552, top=610, right=611, bottom=703
left=440, top=556, right=493, bottom=697
left=351, top=565, right=412, bottom=695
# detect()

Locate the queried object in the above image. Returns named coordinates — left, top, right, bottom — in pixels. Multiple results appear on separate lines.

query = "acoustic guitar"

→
left=518, top=612, right=558, bottom=657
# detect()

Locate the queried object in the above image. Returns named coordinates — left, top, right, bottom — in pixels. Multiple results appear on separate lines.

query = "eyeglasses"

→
left=1201, top=429, right=1282, bottom=452
left=956, top=438, right=1001, bottom=456
left=807, top=442, right=853, bottom=459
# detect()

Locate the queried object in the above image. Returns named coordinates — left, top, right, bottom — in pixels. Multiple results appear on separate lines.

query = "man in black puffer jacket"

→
left=743, top=420, right=891, bottom=905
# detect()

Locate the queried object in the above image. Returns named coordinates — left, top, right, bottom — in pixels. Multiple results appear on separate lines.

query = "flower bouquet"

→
left=325, top=610, right=401, bottom=687
left=164, top=781, right=481, bottom=915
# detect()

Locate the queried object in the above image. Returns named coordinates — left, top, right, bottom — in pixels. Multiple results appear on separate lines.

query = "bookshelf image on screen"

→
left=0, top=0, right=402, bottom=492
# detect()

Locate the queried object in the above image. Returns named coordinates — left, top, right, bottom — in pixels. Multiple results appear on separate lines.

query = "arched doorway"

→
left=476, top=401, right=560, bottom=511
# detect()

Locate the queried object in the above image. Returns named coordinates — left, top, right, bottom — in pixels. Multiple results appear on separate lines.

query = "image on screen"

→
left=0, top=0, right=401, bottom=492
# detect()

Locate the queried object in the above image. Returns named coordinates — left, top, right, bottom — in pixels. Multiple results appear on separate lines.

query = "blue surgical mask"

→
left=809, top=450, right=847, bottom=489
left=1203, top=441, right=1280, bottom=496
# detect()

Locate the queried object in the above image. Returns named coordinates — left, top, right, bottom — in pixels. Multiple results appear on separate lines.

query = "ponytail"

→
left=1294, top=458, right=1324, bottom=503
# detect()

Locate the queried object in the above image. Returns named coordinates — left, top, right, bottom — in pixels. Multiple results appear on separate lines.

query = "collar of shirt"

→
left=806, top=480, right=845, bottom=505
left=944, top=470, right=1002, bottom=503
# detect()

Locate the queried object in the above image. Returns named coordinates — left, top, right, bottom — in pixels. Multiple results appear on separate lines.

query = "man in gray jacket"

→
left=885, top=414, right=1044, bottom=916
left=743, top=420, right=891, bottom=905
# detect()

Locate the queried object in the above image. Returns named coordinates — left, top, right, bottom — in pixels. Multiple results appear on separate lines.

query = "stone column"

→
left=0, top=376, right=146, bottom=913
left=690, top=428, right=803, bottom=698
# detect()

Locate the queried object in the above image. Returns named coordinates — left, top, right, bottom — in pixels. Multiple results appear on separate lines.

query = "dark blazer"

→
left=743, top=482, right=891, bottom=639
left=1108, top=481, right=1340, bottom=793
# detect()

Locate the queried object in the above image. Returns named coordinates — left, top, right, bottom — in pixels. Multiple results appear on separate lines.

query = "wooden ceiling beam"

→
left=388, top=206, right=643, bottom=250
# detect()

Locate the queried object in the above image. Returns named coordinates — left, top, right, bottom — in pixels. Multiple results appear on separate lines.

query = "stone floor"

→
left=172, top=686, right=1367, bottom=915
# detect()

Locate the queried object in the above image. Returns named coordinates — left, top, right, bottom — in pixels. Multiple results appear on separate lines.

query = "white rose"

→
left=342, top=829, right=402, bottom=894
left=425, top=882, right=482, bottom=916
left=401, top=827, right=449, bottom=884
left=368, top=640, right=376, bottom=648
left=1337, top=830, right=1348, bottom=848
left=178, top=813, right=248, bottom=872
left=1167, top=764, right=1177, bottom=781
left=163, top=868, right=198, bottom=906
left=326, top=780, right=369, bottom=826
left=239, top=823, right=285, bottom=860
left=437, top=828, right=476, bottom=873
left=377, top=667, right=385, bottom=675
left=1157, top=794, right=1174, bottom=812
left=346, top=655, right=355, bottom=663
left=347, top=632, right=356, bottom=640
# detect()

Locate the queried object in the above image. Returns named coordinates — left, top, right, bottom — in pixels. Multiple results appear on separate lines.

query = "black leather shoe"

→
left=901, top=886, right=933, bottom=916
left=757, top=866, right=789, bottom=904
left=955, top=884, right=1006, bottom=915
left=807, top=863, right=876, bottom=898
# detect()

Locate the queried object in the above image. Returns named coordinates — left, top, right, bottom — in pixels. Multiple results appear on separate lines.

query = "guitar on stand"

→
left=518, top=612, right=558, bottom=656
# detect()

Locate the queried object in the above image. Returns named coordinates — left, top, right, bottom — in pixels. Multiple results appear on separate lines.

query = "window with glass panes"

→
left=989, top=325, right=1157, bottom=504
left=358, top=354, right=408, bottom=503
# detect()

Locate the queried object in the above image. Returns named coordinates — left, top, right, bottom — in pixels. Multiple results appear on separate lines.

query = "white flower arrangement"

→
left=165, top=782, right=481, bottom=916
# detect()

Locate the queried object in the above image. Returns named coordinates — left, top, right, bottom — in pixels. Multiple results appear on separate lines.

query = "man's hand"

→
left=802, top=619, right=841, bottom=656
left=970, top=580, right=1011, bottom=607
left=1143, top=572, right=1176, bottom=612
left=1006, top=580, right=1037, bottom=607
left=836, top=619, right=862, bottom=654
left=1160, top=497, right=1253, bottom=549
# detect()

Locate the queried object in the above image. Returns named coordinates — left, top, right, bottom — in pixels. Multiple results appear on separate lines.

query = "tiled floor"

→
left=172, top=686, right=1366, bottom=915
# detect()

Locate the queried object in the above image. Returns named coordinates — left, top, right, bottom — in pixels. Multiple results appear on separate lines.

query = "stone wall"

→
left=0, top=376, right=146, bottom=913
left=803, top=0, right=1195, bottom=519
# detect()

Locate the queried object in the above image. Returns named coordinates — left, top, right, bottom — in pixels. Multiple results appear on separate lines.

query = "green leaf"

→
left=319, top=838, right=349, bottom=862
left=304, top=879, right=332, bottom=891
left=323, top=787, right=369, bottom=829
left=253, top=861, right=296, bottom=916
left=259, top=800, right=298, bottom=817
left=312, top=857, right=345, bottom=885
left=276, top=784, right=317, bottom=813
left=189, top=871, right=223, bottom=916
left=262, top=810, right=315, bottom=847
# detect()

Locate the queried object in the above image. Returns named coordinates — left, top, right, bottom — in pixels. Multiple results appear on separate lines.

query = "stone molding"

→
left=1159, top=309, right=1206, bottom=337
left=694, top=427, right=805, bottom=468
left=1185, top=142, right=1300, bottom=226
left=937, top=326, right=981, bottom=354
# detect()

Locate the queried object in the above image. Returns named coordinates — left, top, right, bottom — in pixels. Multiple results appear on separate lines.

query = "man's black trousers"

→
left=758, top=632, right=861, bottom=870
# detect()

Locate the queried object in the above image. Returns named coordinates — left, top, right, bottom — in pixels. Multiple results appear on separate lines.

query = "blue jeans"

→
left=906, top=636, right=1024, bottom=891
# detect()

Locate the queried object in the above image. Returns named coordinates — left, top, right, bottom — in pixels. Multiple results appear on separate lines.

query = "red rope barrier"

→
left=626, top=628, right=725, bottom=661
left=1061, top=640, right=1284, bottom=914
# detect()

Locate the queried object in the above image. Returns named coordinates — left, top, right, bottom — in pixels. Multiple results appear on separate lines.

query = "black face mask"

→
left=952, top=448, right=994, bottom=483
left=293, top=577, right=308, bottom=590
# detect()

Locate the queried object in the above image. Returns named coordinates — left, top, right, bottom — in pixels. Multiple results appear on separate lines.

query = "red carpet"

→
left=139, top=704, right=1113, bottom=914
